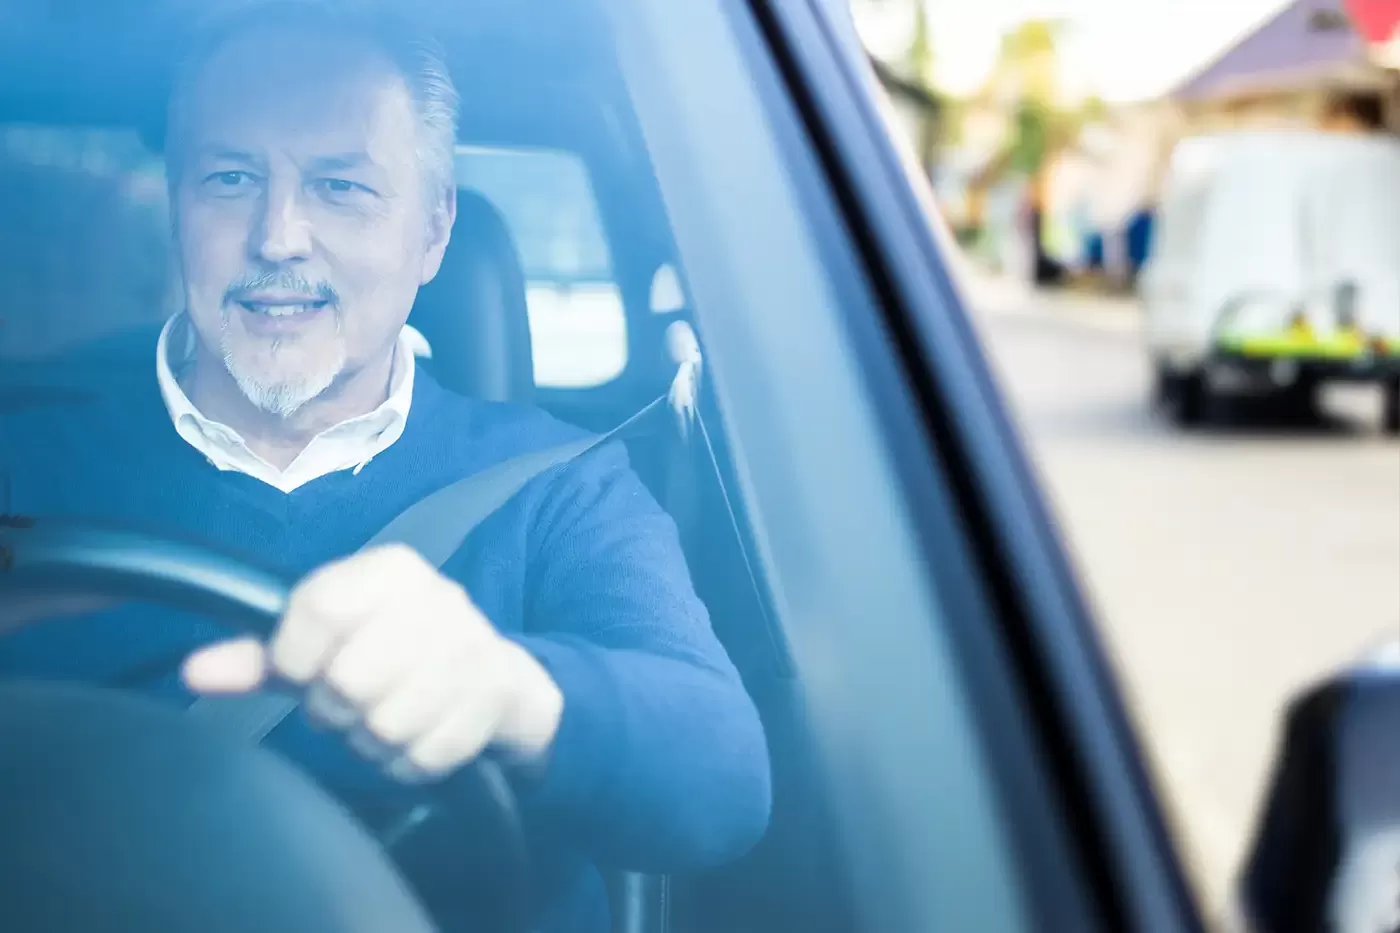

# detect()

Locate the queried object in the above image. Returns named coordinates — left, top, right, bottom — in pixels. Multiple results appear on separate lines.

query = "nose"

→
left=252, top=181, right=313, bottom=265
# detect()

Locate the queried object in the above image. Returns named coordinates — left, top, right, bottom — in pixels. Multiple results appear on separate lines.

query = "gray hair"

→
left=164, top=1, right=460, bottom=208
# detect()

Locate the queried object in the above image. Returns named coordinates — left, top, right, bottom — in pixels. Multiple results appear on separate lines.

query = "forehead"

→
left=180, top=27, right=419, bottom=165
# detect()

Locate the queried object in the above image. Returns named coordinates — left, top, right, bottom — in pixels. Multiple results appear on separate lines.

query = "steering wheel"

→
left=0, top=516, right=533, bottom=933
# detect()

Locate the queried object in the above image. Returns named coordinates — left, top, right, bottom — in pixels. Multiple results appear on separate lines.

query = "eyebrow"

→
left=306, top=152, right=378, bottom=173
left=195, top=147, right=264, bottom=167
left=192, top=149, right=381, bottom=174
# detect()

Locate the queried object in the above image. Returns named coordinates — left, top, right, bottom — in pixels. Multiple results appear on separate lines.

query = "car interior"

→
left=0, top=2, right=857, bottom=932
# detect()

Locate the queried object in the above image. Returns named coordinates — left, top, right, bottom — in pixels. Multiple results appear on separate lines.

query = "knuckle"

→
left=407, top=743, right=456, bottom=777
left=266, top=640, right=307, bottom=681
left=365, top=703, right=420, bottom=746
left=323, top=659, right=373, bottom=704
left=388, top=756, right=435, bottom=785
left=267, top=629, right=326, bottom=684
left=284, top=580, right=348, bottom=629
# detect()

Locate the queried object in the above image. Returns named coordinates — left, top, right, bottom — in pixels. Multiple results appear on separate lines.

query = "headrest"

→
left=409, top=191, right=535, bottom=404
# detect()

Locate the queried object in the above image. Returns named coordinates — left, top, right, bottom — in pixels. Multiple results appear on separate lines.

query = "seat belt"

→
left=187, top=357, right=702, bottom=743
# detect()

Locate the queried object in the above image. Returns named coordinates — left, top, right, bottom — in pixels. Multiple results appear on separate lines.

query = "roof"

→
left=1173, top=0, right=1370, bottom=101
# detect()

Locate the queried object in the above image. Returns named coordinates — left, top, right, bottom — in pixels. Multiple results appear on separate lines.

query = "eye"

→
left=199, top=170, right=258, bottom=198
left=315, top=178, right=371, bottom=198
left=206, top=170, right=254, bottom=188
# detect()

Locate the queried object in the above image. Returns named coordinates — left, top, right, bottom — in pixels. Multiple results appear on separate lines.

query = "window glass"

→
left=0, top=127, right=172, bottom=360
left=455, top=146, right=627, bottom=389
left=0, top=4, right=1047, bottom=933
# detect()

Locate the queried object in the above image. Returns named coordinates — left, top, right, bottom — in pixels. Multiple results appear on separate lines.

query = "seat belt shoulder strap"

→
left=187, top=393, right=673, bottom=742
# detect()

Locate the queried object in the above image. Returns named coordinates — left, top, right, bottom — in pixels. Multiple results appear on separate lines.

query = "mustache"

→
left=223, top=270, right=340, bottom=307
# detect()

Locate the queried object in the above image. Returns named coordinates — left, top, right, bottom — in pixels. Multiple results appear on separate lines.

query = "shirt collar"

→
left=155, top=313, right=417, bottom=493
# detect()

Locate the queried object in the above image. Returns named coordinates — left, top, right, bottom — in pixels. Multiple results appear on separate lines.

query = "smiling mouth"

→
left=237, top=299, right=330, bottom=318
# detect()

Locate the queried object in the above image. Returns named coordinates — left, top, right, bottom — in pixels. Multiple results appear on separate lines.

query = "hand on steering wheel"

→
left=0, top=517, right=534, bottom=933
left=182, top=543, right=563, bottom=786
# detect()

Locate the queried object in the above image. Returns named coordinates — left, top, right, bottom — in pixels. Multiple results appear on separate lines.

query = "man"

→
left=0, top=4, right=771, bottom=931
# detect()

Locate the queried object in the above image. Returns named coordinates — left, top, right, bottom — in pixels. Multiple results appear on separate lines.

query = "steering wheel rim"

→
left=0, top=516, right=534, bottom=933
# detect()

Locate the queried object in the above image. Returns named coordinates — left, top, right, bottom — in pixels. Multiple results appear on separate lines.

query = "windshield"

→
left=0, top=2, right=1034, bottom=932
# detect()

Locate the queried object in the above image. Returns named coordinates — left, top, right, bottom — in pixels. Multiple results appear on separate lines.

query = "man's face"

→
left=173, top=26, right=451, bottom=416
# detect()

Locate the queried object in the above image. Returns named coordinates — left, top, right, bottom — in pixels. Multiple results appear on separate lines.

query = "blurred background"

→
left=852, top=0, right=1400, bottom=925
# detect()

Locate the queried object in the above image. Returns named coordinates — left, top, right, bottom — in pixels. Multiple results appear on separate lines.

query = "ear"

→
left=420, top=185, right=457, bottom=286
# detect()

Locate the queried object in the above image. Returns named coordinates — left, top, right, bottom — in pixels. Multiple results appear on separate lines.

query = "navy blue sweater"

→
left=0, top=368, right=771, bottom=933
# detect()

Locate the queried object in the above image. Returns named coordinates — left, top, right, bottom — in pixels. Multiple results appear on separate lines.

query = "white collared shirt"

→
left=155, top=314, right=420, bottom=494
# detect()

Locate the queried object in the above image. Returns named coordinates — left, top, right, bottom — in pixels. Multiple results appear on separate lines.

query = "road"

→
left=965, top=277, right=1400, bottom=922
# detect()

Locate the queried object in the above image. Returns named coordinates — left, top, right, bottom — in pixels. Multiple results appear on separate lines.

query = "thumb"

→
left=182, top=637, right=270, bottom=694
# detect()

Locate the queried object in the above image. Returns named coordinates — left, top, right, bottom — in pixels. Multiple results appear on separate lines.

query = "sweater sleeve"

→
left=507, top=439, right=772, bottom=874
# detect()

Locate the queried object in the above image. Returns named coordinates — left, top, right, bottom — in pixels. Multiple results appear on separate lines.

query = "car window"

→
left=0, top=126, right=173, bottom=360
left=455, top=146, right=627, bottom=389
left=0, top=3, right=1067, bottom=933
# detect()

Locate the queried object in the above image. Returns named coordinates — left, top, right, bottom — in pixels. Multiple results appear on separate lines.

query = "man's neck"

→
left=183, top=346, right=397, bottom=470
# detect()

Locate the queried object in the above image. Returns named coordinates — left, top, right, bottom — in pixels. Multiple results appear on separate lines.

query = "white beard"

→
left=220, top=317, right=345, bottom=418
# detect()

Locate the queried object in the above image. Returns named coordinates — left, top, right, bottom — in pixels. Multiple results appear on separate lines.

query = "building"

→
left=1172, top=0, right=1395, bottom=129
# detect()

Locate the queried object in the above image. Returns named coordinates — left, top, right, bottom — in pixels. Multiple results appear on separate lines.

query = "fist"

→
left=182, top=545, right=564, bottom=782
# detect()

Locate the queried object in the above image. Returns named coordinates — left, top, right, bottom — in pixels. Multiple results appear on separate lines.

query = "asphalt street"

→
left=964, top=276, right=1400, bottom=922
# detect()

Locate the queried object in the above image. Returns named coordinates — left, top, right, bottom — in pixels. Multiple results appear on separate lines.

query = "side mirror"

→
left=1238, top=641, right=1400, bottom=933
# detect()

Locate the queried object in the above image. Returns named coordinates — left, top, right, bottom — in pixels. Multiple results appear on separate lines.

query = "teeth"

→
left=255, top=304, right=317, bottom=317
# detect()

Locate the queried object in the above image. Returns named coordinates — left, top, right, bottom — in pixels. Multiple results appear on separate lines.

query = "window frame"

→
left=733, top=1, right=1208, bottom=930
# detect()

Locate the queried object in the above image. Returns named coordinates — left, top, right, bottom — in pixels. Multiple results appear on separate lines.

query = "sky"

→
left=858, top=0, right=1297, bottom=102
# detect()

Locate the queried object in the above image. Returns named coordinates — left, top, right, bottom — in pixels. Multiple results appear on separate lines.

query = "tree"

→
left=905, top=3, right=944, bottom=165
left=995, top=18, right=1069, bottom=177
left=906, top=1, right=933, bottom=89
left=1081, top=94, right=1110, bottom=123
left=1007, top=100, right=1052, bottom=175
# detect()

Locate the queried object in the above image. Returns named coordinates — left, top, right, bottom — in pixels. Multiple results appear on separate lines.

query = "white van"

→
left=1141, top=129, right=1400, bottom=432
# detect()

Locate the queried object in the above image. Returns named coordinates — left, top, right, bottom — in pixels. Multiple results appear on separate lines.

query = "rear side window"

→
left=455, top=146, right=627, bottom=389
left=0, top=126, right=172, bottom=360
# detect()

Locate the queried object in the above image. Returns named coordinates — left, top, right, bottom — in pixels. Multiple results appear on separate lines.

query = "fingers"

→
left=276, top=545, right=515, bottom=781
left=369, top=650, right=509, bottom=782
left=362, top=651, right=468, bottom=746
left=380, top=643, right=560, bottom=780
left=319, top=605, right=430, bottom=711
left=271, top=545, right=434, bottom=685
left=182, top=637, right=269, bottom=693
left=178, top=544, right=562, bottom=784
left=393, top=698, right=505, bottom=782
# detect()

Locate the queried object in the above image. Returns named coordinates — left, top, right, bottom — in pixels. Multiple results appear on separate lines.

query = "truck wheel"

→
left=1151, top=361, right=1174, bottom=409
left=1160, top=366, right=1208, bottom=427
left=1384, top=379, right=1400, bottom=436
left=1278, top=376, right=1320, bottom=424
left=1176, top=372, right=1208, bottom=426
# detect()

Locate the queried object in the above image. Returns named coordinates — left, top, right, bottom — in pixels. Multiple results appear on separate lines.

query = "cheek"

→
left=178, top=203, right=249, bottom=299
left=319, top=215, right=430, bottom=328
